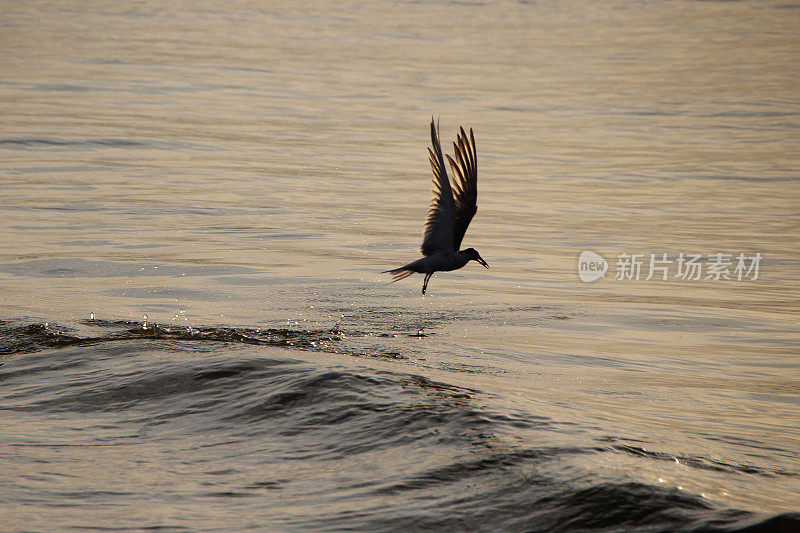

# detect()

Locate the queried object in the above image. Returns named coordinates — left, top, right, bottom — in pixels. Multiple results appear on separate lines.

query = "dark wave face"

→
left=1, top=320, right=796, bottom=532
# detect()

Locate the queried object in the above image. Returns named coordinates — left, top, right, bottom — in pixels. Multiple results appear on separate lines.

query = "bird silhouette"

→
left=384, top=118, right=488, bottom=295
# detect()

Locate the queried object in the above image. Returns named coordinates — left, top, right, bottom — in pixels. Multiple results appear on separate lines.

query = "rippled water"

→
left=1, top=0, right=799, bottom=530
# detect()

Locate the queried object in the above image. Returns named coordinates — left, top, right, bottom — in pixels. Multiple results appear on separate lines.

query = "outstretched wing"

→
left=420, top=118, right=455, bottom=256
left=445, top=126, right=477, bottom=251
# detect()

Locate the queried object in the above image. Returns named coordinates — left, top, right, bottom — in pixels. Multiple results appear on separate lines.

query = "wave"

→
left=0, top=137, right=216, bottom=151
left=0, top=319, right=797, bottom=531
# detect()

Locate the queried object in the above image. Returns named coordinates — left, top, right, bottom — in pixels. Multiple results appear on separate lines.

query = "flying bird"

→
left=383, top=118, right=488, bottom=295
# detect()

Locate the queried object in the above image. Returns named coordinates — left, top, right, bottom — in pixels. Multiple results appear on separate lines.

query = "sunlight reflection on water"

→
left=0, top=0, right=798, bottom=527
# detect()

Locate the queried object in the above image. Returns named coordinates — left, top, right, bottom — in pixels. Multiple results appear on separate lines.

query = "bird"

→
left=383, top=118, right=488, bottom=295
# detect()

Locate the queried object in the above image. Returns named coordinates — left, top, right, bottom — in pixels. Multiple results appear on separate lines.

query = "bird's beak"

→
left=478, top=257, right=489, bottom=269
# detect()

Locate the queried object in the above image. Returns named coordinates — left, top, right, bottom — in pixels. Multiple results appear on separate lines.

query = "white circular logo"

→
left=578, top=251, right=607, bottom=282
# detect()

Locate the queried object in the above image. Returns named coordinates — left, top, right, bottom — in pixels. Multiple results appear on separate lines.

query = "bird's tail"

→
left=382, top=267, right=415, bottom=283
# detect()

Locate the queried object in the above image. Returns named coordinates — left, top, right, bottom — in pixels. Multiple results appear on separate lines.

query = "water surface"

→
left=1, top=0, right=798, bottom=530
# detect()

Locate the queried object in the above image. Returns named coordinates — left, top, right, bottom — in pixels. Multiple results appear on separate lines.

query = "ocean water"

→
left=1, top=0, right=799, bottom=530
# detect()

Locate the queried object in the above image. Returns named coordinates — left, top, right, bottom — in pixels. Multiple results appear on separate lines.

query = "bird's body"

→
left=384, top=119, right=488, bottom=294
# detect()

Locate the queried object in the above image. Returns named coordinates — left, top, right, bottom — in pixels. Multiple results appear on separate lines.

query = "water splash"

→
left=170, top=309, right=193, bottom=334
left=329, top=315, right=345, bottom=336
left=410, top=327, right=427, bottom=338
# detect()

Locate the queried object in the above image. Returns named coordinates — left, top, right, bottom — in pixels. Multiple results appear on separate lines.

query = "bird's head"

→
left=462, top=248, right=489, bottom=269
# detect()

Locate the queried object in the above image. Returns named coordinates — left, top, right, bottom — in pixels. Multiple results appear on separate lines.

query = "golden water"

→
left=1, top=0, right=798, bottom=516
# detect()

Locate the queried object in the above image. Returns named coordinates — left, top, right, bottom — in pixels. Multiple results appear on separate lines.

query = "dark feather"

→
left=420, top=118, right=455, bottom=256
left=382, top=267, right=415, bottom=282
left=446, top=126, right=478, bottom=251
